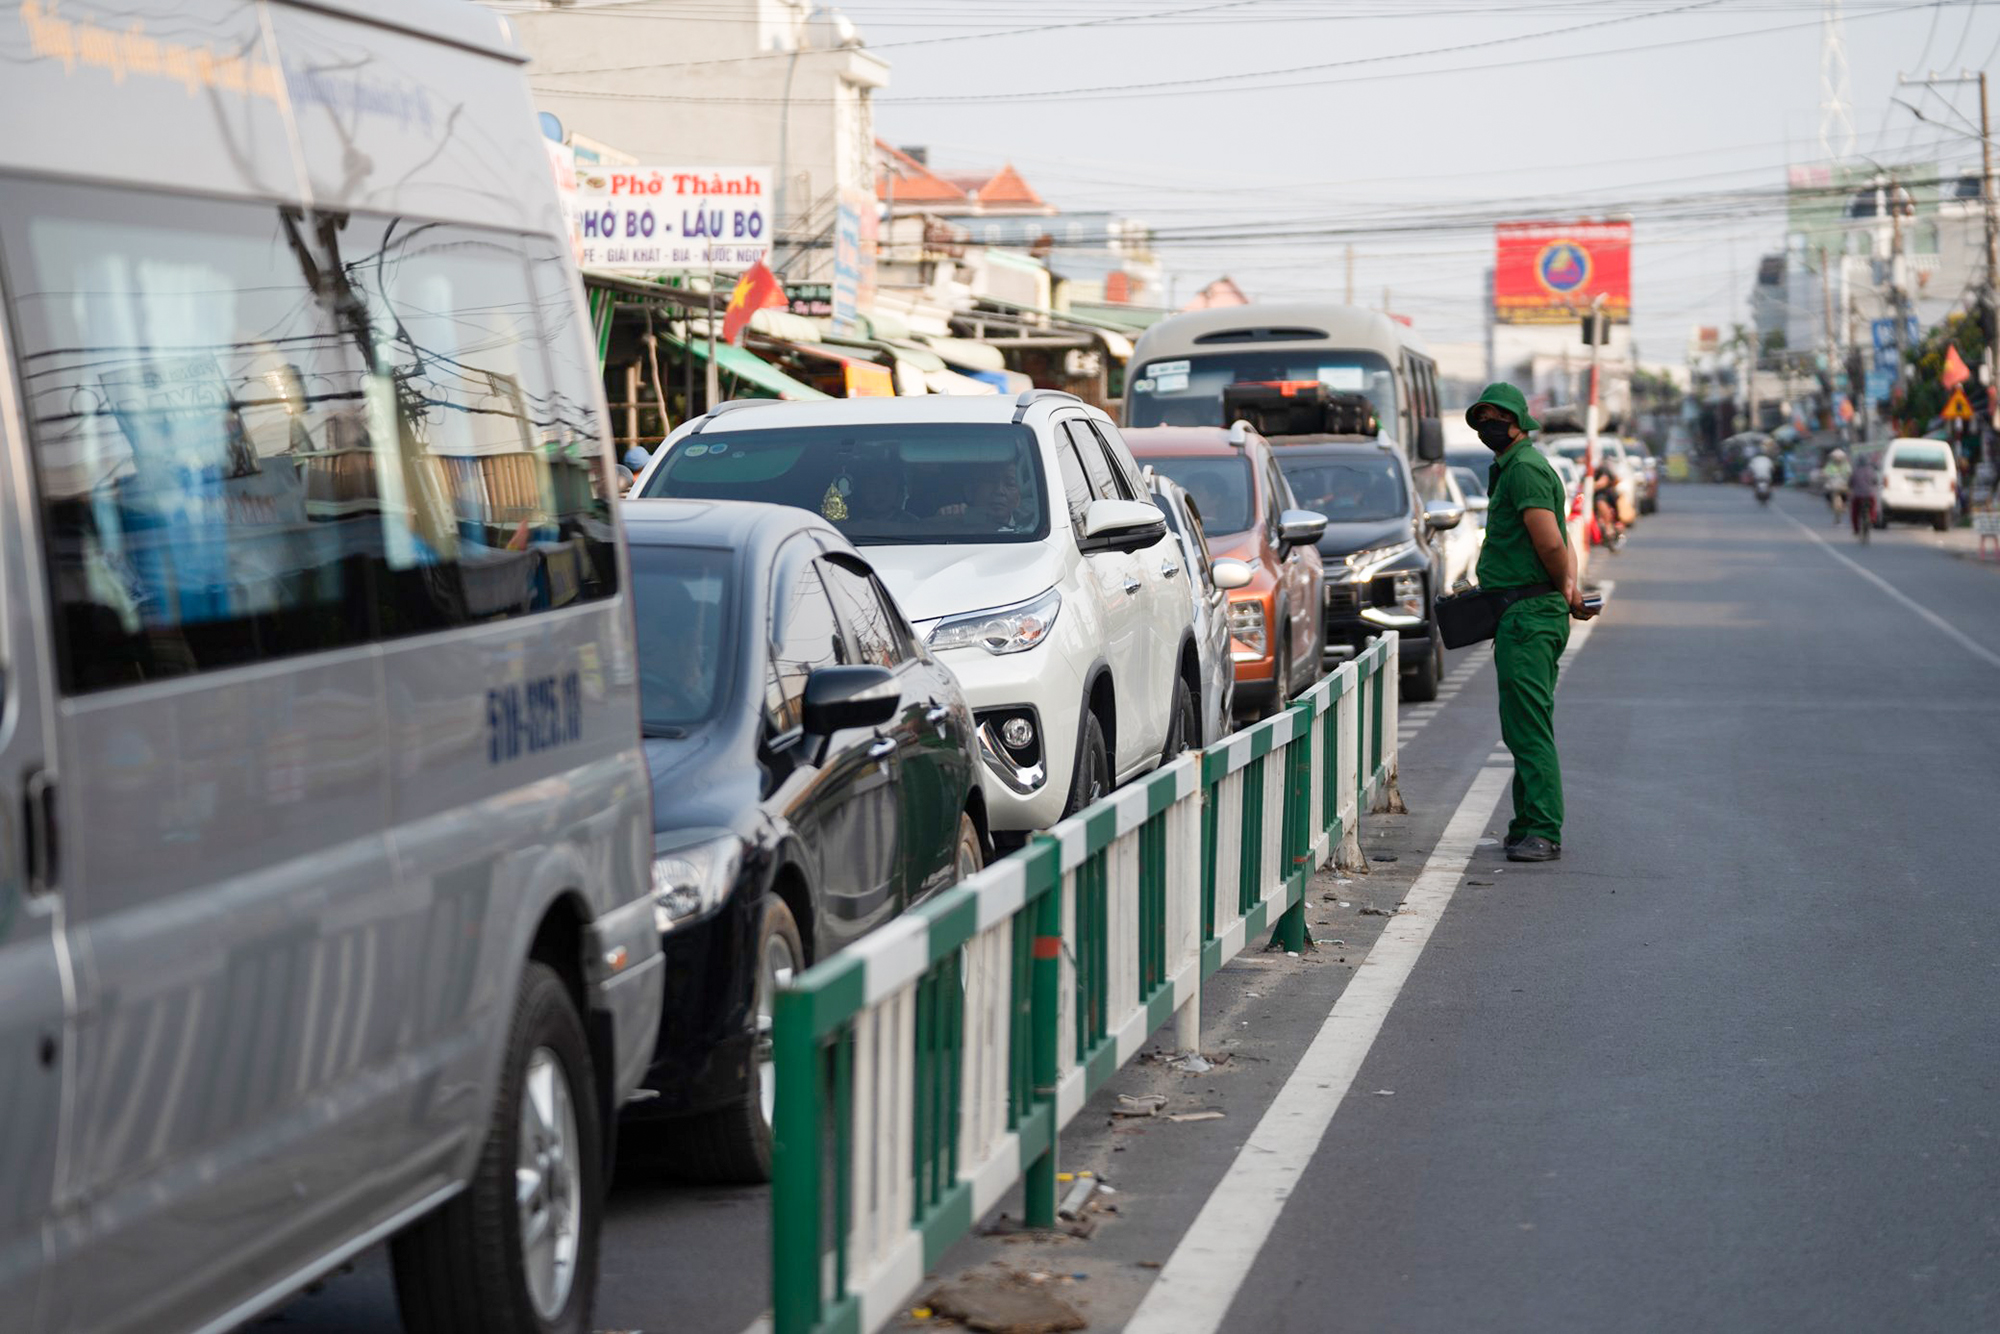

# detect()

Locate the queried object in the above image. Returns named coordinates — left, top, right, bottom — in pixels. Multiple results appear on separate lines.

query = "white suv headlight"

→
left=928, top=587, right=1062, bottom=655
left=651, top=834, right=742, bottom=933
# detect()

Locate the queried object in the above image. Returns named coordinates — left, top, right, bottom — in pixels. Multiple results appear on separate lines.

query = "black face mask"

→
left=1475, top=420, right=1516, bottom=451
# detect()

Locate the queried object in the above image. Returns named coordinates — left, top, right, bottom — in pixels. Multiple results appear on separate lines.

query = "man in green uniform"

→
left=1466, top=384, right=1598, bottom=862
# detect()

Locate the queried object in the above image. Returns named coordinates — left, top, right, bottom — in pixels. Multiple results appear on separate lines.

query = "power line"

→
left=528, top=1, right=1973, bottom=105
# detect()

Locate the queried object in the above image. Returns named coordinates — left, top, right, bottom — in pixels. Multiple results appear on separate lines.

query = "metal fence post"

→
left=1272, top=701, right=1313, bottom=953
left=770, top=990, right=820, bottom=1334
left=1025, top=840, right=1063, bottom=1228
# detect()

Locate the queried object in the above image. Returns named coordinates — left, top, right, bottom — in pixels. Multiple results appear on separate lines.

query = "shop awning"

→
left=665, top=331, right=830, bottom=400
left=764, top=340, right=897, bottom=398
left=924, top=368, right=1000, bottom=396
left=918, top=335, right=1008, bottom=373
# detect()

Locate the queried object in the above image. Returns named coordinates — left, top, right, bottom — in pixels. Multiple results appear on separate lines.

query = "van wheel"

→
left=669, top=896, right=803, bottom=1185
left=1932, top=511, right=1951, bottom=532
left=1064, top=710, right=1111, bottom=817
left=392, top=961, right=601, bottom=1334
left=1404, top=633, right=1443, bottom=703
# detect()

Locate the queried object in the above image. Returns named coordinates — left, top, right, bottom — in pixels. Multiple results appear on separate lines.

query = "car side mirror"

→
left=1211, top=557, right=1253, bottom=591
left=801, top=666, right=899, bottom=737
left=1277, top=508, right=1328, bottom=549
left=1079, top=498, right=1168, bottom=553
left=1416, top=416, right=1445, bottom=462
left=1423, top=499, right=1464, bottom=531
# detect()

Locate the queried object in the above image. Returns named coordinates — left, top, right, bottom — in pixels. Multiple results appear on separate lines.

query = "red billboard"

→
left=1494, top=220, right=1631, bottom=325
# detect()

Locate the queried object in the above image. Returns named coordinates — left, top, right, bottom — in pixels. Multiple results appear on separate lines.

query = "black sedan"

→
left=1273, top=440, right=1463, bottom=702
left=621, top=498, right=986, bottom=1181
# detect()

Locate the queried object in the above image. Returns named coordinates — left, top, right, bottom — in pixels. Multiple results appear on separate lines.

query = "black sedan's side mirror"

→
left=802, top=665, right=899, bottom=736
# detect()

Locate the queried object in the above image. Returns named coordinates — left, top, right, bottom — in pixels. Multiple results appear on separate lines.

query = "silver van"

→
left=0, top=2, right=661, bottom=1331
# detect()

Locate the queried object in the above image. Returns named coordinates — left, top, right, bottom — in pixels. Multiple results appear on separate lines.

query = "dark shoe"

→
left=1507, top=836, right=1561, bottom=862
left=1503, top=835, right=1524, bottom=852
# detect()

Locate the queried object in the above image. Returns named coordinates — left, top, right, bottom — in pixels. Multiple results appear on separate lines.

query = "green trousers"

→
left=1494, top=595, right=1570, bottom=843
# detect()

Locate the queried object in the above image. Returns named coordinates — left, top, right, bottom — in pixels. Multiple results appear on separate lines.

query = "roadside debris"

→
left=1113, top=1093, right=1168, bottom=1118
left=1168, top=1052, right=1213, bottom=1074
left=1358, top=905, right=1392, bottom=916
left=925, top=1270, right=1087, bottom=1334
left=1058, top=1177, right=1097, bottom=1220
left=1373, top=1089, right=1395, bottom=1096
left=1165, top=1110, right=1226, bottom=1123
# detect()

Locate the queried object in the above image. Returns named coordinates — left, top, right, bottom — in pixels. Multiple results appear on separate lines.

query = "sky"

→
left=837, top=0, right=1999, bottom=364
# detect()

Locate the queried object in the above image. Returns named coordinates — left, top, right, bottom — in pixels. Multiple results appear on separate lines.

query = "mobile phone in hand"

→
left=1581, top=593, right=1603, bottom=614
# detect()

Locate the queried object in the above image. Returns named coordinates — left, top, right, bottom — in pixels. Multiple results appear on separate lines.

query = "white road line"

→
left=1126, top=589, right=1612, bottom=1334
left=1780, top=509, right=2000, bottom=672
left=1125, top=763, right=1514, bottom=1334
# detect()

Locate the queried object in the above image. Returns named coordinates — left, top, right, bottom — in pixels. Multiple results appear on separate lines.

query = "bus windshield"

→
left=1127, top=349, right=1396, bottom=430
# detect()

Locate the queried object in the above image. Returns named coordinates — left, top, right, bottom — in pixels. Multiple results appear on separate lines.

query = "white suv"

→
left=640, top=391, right=1202, bottom=835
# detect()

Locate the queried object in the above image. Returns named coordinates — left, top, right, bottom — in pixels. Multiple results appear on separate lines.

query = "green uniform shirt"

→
left=1476, top=437, right=1569, bottom=591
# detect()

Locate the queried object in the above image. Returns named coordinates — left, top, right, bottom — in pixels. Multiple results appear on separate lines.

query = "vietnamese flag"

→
left=1942, top=343, right=1971, bottom=390
left=722, top=260, right=786, bottom=345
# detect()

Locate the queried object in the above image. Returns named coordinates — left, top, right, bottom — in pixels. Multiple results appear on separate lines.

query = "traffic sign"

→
left=1865, top=367, right=1895, bottom=402
left=1942, top=387, right=1974, bottom=421
left=1875, top=346, right=1900, bottom=373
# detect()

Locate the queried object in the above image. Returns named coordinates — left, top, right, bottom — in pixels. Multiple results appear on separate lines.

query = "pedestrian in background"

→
left=1466, top=384, right=1599, bottom=863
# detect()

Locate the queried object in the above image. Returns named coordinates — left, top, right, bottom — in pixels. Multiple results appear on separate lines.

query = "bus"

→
left=1124, top=303, right=1457, bottom=698
left=1124, top=302, right=1447, bottom=471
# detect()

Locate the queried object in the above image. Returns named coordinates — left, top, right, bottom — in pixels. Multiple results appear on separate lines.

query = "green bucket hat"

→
left=1466, top=382, right=1541, bottom=434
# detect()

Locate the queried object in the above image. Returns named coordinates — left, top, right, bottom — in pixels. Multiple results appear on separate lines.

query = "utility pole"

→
left=1895, top=69, right=2000, bottom=439
left=1583, top=295, right=1607, bottom=473
left=1819, top=243, right=1841, bottom=430
left=1981, top=70, right=1998, bottom=434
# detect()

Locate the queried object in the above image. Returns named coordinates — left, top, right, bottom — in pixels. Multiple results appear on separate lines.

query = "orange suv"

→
left=1126, top=422, right=1326, bottom=718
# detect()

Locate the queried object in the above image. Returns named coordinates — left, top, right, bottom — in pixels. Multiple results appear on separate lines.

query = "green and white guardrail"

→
left=770, top=633, right=1401, bottom=1334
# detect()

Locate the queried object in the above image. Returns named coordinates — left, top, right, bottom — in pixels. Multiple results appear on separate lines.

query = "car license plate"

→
left=1909, top=476, right=1930, bottom=486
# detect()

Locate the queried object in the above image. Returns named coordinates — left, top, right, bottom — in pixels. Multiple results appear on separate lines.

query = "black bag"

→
left=1434, top=583, right=1556, bottom=649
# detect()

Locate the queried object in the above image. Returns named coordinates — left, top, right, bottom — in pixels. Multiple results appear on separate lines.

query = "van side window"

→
left=0, top=179, right=620, bottom=695
left=766, top=556, right=845, bottom=733
left=1080, top=421, right=1142, bottom=500
left=331, top=216, right=618, bottom=634
left=1, top=180, right=378, bottom=692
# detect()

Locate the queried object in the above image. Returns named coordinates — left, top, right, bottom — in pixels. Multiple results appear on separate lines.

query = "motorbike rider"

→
left=1591, top=454, right=1624, bottom=550
left=1821, top=448, right=1852, bottom=525
left=1849, top=450, right=1880, bottom=535
left=1747, top=450, right=1775, bottom=501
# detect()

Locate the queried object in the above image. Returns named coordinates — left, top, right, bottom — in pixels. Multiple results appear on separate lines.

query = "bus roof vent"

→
left=1193, top=327, right=1327, bottom=344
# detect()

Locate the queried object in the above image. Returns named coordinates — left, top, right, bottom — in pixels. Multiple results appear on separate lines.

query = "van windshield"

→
left=1127, top=350, right=1395, bottom=429
left=629, top=544, right=733, bottom=732
left=1889, top=444, right=1952, bottom=471
left=643, top=423, right=1048, bottom=546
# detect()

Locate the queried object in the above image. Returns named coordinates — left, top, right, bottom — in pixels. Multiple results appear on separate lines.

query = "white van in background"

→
left=1877, top=438, right=1960, bottom=531
left=0, top=3, right=660, bottom=1331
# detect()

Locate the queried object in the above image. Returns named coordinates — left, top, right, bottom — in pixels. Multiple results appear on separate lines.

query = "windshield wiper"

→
left=642, top=724, right=690, bottom=740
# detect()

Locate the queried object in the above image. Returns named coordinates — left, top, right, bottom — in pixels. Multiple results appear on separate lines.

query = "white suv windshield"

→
left=645, top=422, right=1049, bottom=545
